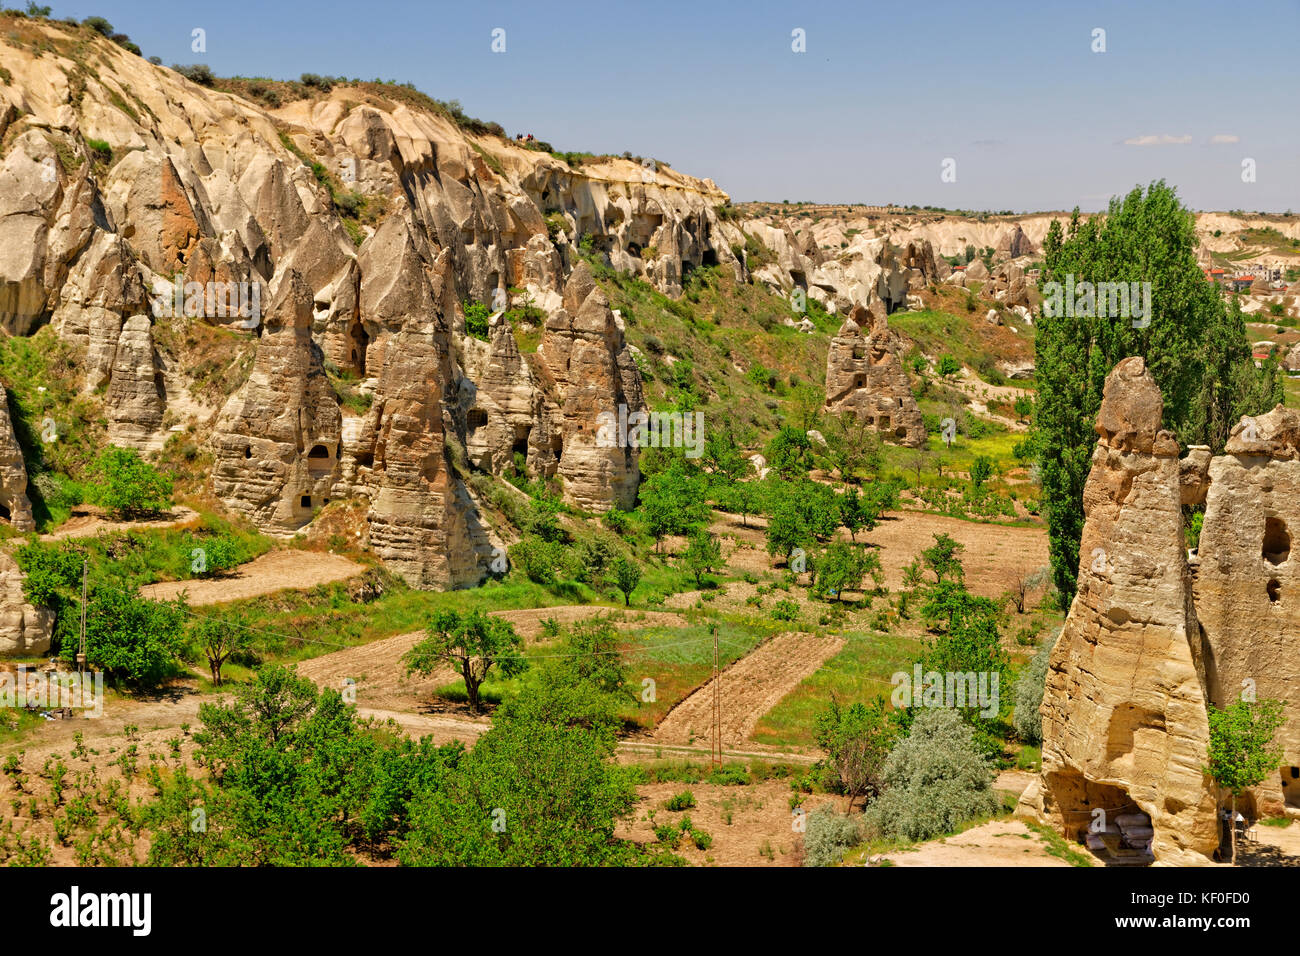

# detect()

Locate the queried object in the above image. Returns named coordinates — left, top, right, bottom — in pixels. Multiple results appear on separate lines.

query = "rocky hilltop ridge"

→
left=0, top=18, right=944, bottom=600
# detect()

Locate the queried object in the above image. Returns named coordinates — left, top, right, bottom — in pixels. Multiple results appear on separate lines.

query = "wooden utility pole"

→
left=710, top=624, right=720, bottom=768
left=76, top=559, right=87, bottom=669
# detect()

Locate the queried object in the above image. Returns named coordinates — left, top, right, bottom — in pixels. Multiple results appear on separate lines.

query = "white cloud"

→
left=1123, top=134, right=1190, bottom=147
left=1123, top=133, right=1193, bottom=146
left=1209, top=134, right=1240, bottom=144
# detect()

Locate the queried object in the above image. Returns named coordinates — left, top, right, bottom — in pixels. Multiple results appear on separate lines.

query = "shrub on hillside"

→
left=172, top=63, right=215, bottom=86
left=1013, top=628, right=1059, bottom=744
left=803, top=805, right=863, bottom=867
left=67, top=587, right=188, bottom=687
left=89, top=447, right=172, bottom=520
left=863, top=707, right=1000, bottom=843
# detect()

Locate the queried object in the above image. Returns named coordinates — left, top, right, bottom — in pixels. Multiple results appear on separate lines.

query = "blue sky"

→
left=63, top=0, right=1300, bottom=211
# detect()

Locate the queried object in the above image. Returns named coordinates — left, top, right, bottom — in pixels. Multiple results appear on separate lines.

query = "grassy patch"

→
left=1025, top=821, right=1094, bottom=866
left=750, top=629, right=922, bottom=748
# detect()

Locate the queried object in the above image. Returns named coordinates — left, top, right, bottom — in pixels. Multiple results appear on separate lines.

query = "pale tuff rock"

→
left=0, top=129, right=67, bottom=333
left=211, top=270, right=342, bottom=536
left=1179, top=445, right=1212, bottom=507
left=459, top=316, right=561, bottom=479
left=1026, top=357, right=1218, bottom=864
left=995, top=223, right=1037, bottom=259
left=105, top=315, right=166, bottom=451
left=964, top=258, right=990, bottom=281
left=0, top=395, right=34, bottom=532
left=538, top=262, right=646, bottom=512
left=792, top=235, right=943, bottom=317
left=0, top=22, right=891, bottom=590
left=0, top=551, right=52, bottom=655
left=984, top=261, right=1034, bottom=308
left=823, top=305, right=925, bottom=448
left=363, top=326, right=491, bottom=590
left=1195, top=405, right=1300, bottom=817
left=1284, top=343, right=1300, bottom=373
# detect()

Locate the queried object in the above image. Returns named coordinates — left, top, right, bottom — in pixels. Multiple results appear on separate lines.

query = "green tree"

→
left=764, top=426, right=812, bottom=479
left=702, top=424, right=752, bottom=484
left=189, top=609, right=252, bottom=686
left=612, top=556, right=641, bottom=607
left=936, top=355, right=962, bottom=380
left=824, top=412, right=883, bottom=481
left=89, top=447, right=173, bottom=519
left=970, top=455, right=993, bottom=489
left=397, top=681, right=642, bottom=866
left=638, top=459, right=710, bottom=551
left=682, top=529, right=722, bottom=586
left=1013, top=629, right=1059, bottom=744
left=814, top=695, right=899, bottom=808
left=403, top=610, right=527, bottom=713
left=1205, top=698, right=1286, bottom=863
left=1034, top=182, right=1280, bottom=607
left=70, top=586, right=187, bottom=687
left=714, top=479, right=759, bottom=528
left=463, top=299, right=491, bottom=340
left=921, top=532, right=965, bottom=585
left=863, top=707, right=1000, bottom=842
left=811, top=541, right=881, bottom=602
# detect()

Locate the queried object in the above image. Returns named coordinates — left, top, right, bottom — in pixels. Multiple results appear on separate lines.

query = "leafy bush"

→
left=1013, top=629, right=1059, bottom=744
left=172, top=63, right=215, bottom=86
left=803, top=805, right=863, bottom=867
left=463, top=300, right=491, bottom=340
left=663, top=790, right=696, bottom=811
left=863, top=707, right=1000, bottom=843
left=507, top=535, right=575, bottom=585
left=88, top=447, right=172, bottom=519
left=68, top=587, right=188, bottom=687
left=771, top=598, right=799, bottom=622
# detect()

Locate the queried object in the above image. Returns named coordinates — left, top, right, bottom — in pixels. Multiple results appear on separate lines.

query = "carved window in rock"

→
left=1263, top=516, right=1290, bottom=565
left=467, top=408, right=488, bottom=430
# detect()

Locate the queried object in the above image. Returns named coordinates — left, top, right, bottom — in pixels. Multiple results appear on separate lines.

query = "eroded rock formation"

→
left=1023, top=357, right=1217, bottom=866
left=1195, top=405, right=1300, bottom=818
left=210, top=271, right=342, bottom=536
left=0, top=396, right=34, bottom=532
left=823, top=304, right=925, bottom=448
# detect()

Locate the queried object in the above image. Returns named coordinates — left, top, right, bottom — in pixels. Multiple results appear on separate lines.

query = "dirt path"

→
left=139, top=549, right=364, bottom=606
left=296, top=606, right=686, bottom=713
left=653, top=631, right=846, bottom=747
left=878, top=819, right=1072, bottom=867
left=40, top=505, right=201, bottom=541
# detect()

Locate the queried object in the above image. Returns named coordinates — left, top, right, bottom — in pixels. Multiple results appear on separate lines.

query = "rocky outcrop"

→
left=105, top=315, right=166, bottom=451
left=1195, top=405, right=1300, bottom=818
left=459, top=316, right=560, bottom=479
left=538, top=262, right=645, bottom=511
left=0, top=551, right=52, bottom=655
left=996, top=223, right=1036, bottom=259
left=1025, top=357, right=1217, bottom=865
left=823, top=304, right=925, bottom=448
left=210, top=271, right=342, bottom=535
left=363, top=323, right=492, bottom=590
left=0, top=395, right=34, bottom=531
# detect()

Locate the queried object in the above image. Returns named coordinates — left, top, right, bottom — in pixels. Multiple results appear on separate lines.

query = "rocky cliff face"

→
left=0, top=20, right=936, bottom=590
left=823, top=304, right=925, bottom=448
left=1024, top=357, right=1217, bottom=865
left=0, top=22, right=725, bottom=586
left=0, top=396, right=34, bottom=532
left=1021, top=359, right=1300, bottom=862
left=1194, top=405, right=1300, bottom=818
